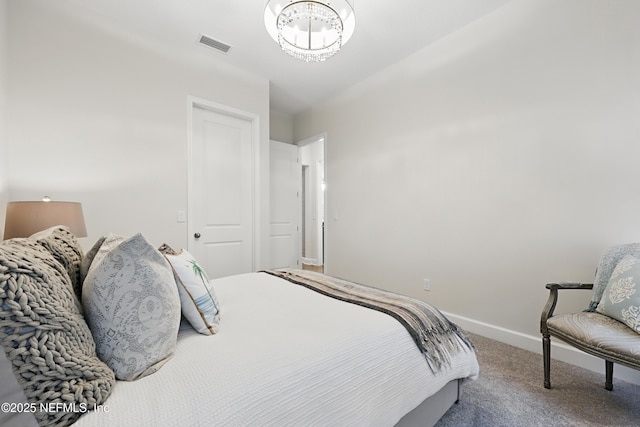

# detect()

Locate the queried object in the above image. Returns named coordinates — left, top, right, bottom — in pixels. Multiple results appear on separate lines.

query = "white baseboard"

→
left=442, top=311, right=640, bottom=387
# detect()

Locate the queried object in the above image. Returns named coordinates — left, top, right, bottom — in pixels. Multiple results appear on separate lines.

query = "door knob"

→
left=194, top=232, right=201, bottom=239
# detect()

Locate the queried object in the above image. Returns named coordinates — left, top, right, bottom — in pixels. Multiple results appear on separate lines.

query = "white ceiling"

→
left=51, top=0, right=512, bottom=115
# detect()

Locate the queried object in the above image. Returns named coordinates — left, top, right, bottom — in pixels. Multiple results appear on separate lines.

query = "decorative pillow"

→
left=84, top=233, right=127, bottom=277
left=588, top=243, right=640, bottom=311
left=0, top=239, right=115, bottom=427
left=596, top=254, right=640, bottom=333
left=80, top=235, right=106, bottom=285
left=82, top=233, right=181, bottom=381
left=32, top=226, right=84, bottom=299
left=160, top=246, right=221, bottom=335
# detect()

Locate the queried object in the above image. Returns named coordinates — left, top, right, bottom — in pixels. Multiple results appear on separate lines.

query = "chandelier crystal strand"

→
left=265, top=1, right=355, bottom=62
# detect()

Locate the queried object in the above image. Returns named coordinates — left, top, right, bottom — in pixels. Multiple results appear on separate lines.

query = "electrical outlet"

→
left=423, top=278, right=431, bottom=291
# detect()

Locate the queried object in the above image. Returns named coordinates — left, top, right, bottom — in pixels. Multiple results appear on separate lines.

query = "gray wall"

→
left=0, top=0, right=7, bottom=236
left=295, top=0, right=640, bottom=339
left=270, top=109, right=295, bottom=144
left=6, top=0, right=271, bottom=265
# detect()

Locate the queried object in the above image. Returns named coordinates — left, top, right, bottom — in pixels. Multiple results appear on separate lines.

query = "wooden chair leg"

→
left=605, top=360, right=613, bottom=391
left=543, top=335, right=551, bottom=389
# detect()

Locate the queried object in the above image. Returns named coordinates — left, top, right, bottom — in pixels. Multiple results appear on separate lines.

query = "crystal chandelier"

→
left=264, top=1, right=356, bottom=62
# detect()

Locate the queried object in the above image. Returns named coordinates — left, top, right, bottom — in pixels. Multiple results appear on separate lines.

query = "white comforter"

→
left=75, top=272, right=479, bottom=427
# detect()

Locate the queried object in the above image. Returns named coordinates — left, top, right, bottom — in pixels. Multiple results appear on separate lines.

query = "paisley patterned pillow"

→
left=80, top=235, right=106, bottom=285
left=597, top=254, right=640, bottom=333
left=84, top=234, right=126, bottom=278
left=82, top=233, right=181, bottom=380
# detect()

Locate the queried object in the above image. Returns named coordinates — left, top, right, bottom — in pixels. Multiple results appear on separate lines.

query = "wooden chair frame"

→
left=540, top=283, right=619, bottom=390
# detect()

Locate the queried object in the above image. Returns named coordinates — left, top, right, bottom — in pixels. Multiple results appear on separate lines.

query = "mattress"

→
left=74, top=272, right=479, bottom=426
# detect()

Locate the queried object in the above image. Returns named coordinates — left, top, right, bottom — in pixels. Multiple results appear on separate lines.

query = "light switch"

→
left=177, top=210, right=186, bottom=223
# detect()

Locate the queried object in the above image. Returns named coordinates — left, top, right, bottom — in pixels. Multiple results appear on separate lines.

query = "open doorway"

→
left=298, top=135, right=325, bottom=273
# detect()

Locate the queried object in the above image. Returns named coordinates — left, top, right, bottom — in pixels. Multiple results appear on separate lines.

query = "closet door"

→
left=189, top=105, right=254, bottom=279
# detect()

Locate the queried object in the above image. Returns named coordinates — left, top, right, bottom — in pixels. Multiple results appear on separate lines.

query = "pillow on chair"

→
left=596, top=254, right=640, bottom=333
left=589, top=243, right=640, bottom=311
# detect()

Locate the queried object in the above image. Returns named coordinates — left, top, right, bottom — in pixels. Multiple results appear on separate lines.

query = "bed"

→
left=0, top=230, right=479, bottom=427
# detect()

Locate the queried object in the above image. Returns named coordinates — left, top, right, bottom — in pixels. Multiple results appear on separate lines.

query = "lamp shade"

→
left=3, top=201, right=87, bottom=239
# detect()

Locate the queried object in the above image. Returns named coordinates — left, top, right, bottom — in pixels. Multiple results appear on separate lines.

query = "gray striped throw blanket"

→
left=263, top=269, right=474, bottom=373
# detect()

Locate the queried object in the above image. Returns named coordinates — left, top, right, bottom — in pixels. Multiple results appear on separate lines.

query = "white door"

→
left=189, top=105, right=254, bottom=278
left=299, top=137, right=325, bottom=266
left=269, top=141, right=300, bottom=269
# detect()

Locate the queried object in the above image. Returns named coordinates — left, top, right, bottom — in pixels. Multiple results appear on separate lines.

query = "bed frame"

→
left=396, top=379, right=461, bottom=427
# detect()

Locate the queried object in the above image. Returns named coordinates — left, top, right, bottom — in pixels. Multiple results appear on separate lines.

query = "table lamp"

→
left=3, top=199, right=87, bottom=239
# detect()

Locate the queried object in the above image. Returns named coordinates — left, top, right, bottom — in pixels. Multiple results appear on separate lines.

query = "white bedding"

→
left=75, top=272, right=479, bottom=427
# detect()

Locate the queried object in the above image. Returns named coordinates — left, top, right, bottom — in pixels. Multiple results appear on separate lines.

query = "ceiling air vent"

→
left=198, top=34, right=231, bottom=53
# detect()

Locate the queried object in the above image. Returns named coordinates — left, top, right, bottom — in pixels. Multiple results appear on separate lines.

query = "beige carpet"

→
left=435, top=333, right=640, bottom=426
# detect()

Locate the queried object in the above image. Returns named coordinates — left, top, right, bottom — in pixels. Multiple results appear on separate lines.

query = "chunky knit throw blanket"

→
left=0, top=238, right=115, bottom=427
left=35, top=227, right=84, bottom=300
left=264, top=269, right=474, bottom=373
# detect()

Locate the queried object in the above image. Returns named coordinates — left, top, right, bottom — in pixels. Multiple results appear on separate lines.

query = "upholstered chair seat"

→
left=547, top=312, right=640, bottom=367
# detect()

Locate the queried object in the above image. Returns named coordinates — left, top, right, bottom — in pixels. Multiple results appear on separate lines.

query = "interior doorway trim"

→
left=186, top=95, right=261, bottom=271
left=297, top=132, right=327, bottom=268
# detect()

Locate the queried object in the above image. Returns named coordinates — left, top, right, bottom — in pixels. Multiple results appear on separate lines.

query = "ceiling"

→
left=51, top=0, right=512, bottom=116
